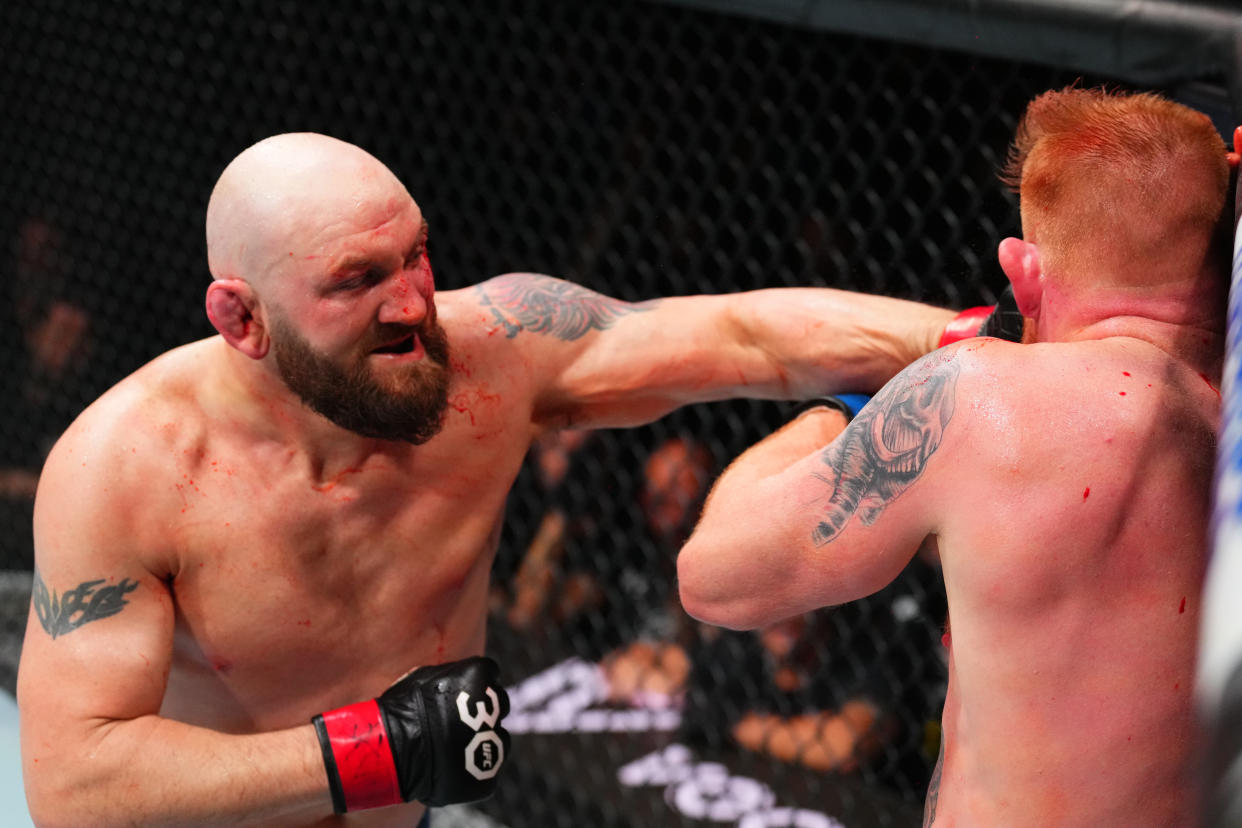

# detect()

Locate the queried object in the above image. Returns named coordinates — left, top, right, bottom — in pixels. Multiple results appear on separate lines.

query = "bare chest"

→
left=158, top=443, right=522, bottom=729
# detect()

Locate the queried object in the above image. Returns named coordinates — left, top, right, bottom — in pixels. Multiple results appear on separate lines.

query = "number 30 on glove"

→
left=312, top=656, right=512, bottom=813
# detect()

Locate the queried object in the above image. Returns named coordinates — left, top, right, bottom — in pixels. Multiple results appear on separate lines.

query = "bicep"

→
left=786, top=344, right=964, bottom=563
left=19, top=458, right=174, bottom=742
left=697, top=446, right=931, bottom=623
left=20, top=565, right=174, bottom=726
left=471, top=274, right=741, bottom=428
left=683, top=348, right=963, bottom=625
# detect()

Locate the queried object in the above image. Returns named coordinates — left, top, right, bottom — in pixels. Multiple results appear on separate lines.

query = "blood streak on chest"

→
left=1200, top=373, right=1221, bottom=398
left=311, top=467, right=365, bottom=494
left=448, top=385, right=502, bottom=427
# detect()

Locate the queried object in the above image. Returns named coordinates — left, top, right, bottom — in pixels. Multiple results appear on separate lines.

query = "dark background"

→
left=1, top=2, right=1235, bottom=826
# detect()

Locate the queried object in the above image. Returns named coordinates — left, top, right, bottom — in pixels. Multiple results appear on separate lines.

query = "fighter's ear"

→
left=206, top=279, right=269, bottom=360
left=997, top=237, right=1042, bottom=319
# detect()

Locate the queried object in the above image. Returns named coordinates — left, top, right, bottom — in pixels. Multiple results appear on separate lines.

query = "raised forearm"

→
left=529, top=281, right=954, bottom=430
left=710, top=406, right=847, bottom=484
left=26, top=715, right=331, bottom=827
left=727, top=288, right=954, bottom=397
left=679, top=411, right=846, bottom=629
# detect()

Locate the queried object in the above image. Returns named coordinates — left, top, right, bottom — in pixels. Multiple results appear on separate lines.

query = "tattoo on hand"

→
left=812, top=354, right=959, bottom=545
left=475, top=274, right=653, bottom=341
left=32, top=569, right=139, bottom=639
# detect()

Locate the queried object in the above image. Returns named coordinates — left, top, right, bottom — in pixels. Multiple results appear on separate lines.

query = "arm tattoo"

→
left=475, top=274, right=654, bottom=341
left=32, top=569, right=139, bottom=639
left=923, top=730, right=944, bottom=826
left=811, top=355, right=959, bottom=545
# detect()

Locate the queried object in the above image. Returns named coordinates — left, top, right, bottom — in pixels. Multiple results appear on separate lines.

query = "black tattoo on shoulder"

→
left=32, top=569, right=139, bottom=639
left=923, top=731, right=944, bottom=826
left=475, top=274, right=654, bottom=341
left=812, top=353, right=960, bottom=545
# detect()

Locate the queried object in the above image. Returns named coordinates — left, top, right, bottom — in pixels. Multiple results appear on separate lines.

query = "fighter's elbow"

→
left=676, top=581, right=716, bottom=627
left=26, top=796, right=71, bottom=828
left=676, top=540, right=760, bottom=631
left=676, top=538, right=714, bottom=621
left=25, top=761, right=124, bottom=828
left=26, top=778, right=87, bottom=828
left=680, top=594, right=757, bottom=631
left=679, top=587, right=764, bottom=631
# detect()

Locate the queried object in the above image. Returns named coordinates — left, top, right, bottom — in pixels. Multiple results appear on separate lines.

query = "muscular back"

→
left=931, top=337, right=1215, bottom=826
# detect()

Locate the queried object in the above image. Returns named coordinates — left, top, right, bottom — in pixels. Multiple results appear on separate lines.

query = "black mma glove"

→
left=938, top=285, right=1024, bottom=347
left=312, top=655, right=511, bottom=813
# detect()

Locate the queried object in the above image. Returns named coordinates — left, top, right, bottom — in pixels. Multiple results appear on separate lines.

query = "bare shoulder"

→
left=940, top=336, right=1216, bottom=464
left=438, top=273, right=653, bottom=345
left=36, top=339, right=217, bottom=568
left=435, top=275, right=660, bottom=427
left=45, top=338, right=215, bottom=464
left=992, top=337, right=1213, bottom=421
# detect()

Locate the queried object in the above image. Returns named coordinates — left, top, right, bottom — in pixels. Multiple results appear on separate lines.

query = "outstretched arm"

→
left=469, top=274, right=956, bottom=429
left=678, top=346, right=964, bottom=630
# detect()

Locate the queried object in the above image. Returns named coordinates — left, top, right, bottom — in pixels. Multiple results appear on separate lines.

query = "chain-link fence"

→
left=0, top=1, right=1233, bottom=826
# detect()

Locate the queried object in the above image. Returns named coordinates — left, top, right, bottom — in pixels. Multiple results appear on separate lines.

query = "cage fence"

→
left=0, top=1, right=1234, bottom=826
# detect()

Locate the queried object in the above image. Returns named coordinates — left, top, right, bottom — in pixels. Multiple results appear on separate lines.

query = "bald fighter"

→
left=679, top=87, right=1228, bottom=827
left=17, top=132, right=962, bottom=826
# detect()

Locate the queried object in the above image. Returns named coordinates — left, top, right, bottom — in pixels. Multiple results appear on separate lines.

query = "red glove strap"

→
left=320, top=700, right=403, bottom=812
left=938, top=305, right=994, bottom=348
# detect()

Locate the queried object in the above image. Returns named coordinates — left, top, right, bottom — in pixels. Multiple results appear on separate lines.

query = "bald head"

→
left=205, top=133, right=413, bottom=286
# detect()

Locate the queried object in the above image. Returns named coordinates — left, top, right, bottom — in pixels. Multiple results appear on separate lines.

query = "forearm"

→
left=679, top=410, right=846, bottom=628
left=533, top=284, right=953, bottom=430
left=26, top=715, right=331, bottom=827
left=712, top=407, right=847, bottom=484
left=695, top=407, right=846, bottom=540
left=728, top=288, right=954, bottom=397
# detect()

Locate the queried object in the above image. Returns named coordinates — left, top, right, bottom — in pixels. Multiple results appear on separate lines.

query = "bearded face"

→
left=268, top=312, right=452, bottom=445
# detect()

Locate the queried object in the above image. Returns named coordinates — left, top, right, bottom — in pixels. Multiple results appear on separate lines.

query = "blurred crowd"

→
left=490, top=425, right=949, bottom=801
left=0, top=216, right=96, bottom=571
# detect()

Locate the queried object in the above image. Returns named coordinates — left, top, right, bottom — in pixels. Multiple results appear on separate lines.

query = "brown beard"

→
left=269, top=314, right=452, bottom=445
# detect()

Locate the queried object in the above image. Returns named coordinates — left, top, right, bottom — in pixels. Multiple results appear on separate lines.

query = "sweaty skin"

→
left=679, top=88, right=1226, bottom=827
left=681, top=298, right=1220, bottom=828
left=17, top=133, right=954, bottom=827
left=682, top=332, right=1218, bottom=827
left=932, top=338, right=1212, bottom=826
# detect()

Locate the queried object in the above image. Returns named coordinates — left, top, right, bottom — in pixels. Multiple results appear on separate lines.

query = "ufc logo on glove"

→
left=313, top=656, right=512, bottom=813
left=458, top=686, right=506, bottom=780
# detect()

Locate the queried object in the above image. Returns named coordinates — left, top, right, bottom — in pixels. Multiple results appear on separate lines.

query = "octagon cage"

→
left=0, top=2, right=1237, bottom=827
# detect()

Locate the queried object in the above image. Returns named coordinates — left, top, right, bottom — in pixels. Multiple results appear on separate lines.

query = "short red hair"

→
left=1001, top=86, right=1229, bottom=287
